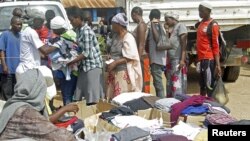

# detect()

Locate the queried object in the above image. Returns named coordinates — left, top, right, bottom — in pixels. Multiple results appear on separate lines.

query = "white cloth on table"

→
left=111, top=115, right=162, bottom=129
left=111, top=92, right=152, bottom=106
left=172, top=121, right=201, bottom=140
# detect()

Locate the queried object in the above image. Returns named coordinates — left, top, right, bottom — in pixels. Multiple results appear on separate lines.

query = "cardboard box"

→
left=76, top=100, right=117, bottom=120
left=137, top=108, right=187, bottom=128
left=84, top=112, right=120, bottom=133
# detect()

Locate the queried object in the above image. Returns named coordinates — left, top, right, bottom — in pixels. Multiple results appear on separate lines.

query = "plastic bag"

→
left=212, top=77, right=229, bottom=105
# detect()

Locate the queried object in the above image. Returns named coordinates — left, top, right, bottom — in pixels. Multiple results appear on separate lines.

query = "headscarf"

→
left=50, top=16, right=68, bottom=30
left=200, top=1, right=213, bottom=10
left=164, top=11, right=180, bottom=21
left=0, top=69, right=47, bottom=133
left=25, top=8, right=45, bottom=20
left=111, top=13, right=128, bottom=27
left=24, top=8, right=45, bottom=26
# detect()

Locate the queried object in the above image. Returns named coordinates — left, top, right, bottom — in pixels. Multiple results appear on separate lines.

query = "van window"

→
left=0, top=5, right=63, bottom=31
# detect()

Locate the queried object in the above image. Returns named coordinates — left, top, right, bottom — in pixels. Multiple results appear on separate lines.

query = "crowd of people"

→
left=0, top=1, right=221, bottom=140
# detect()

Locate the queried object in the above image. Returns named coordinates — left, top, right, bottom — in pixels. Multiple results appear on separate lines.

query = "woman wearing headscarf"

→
left=164, top=12, right=188, bottom=97
left=106, top=13, right=143, bottom=100
left=0, top=69, right=76, bottom=140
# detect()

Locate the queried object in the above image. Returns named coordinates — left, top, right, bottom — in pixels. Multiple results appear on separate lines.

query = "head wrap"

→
left=164, top=11, right=180, bottom=21
left=200, top=1, right=213, bottom=10
left=111, top=13, right=128, bottom=27
left=26, top=8, right=45, bottom=20
left=50, top=16, right=68, bottom=30
left=24, top=8, right=45, bottom=26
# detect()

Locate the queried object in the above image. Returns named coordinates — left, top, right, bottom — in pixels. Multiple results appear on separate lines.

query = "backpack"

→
left=206, top=20, right=228, bottom=63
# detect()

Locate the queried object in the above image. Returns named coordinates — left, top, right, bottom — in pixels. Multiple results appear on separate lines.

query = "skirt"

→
left=75, top=68, right=104, bottom=104
left=166, top=59, right=187, bottom=97
left=106, top=69, right=133, bottom=100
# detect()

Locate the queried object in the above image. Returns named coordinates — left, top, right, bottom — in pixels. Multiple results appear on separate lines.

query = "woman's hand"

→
left=178, top=60, right=186, bottom=70
left=64, top=104, right=79, bottom=114
left=107, top=61, right=117, bottom=72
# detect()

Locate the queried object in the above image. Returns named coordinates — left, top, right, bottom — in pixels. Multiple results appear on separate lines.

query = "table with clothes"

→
left=82, top=92, right=242, bottom=141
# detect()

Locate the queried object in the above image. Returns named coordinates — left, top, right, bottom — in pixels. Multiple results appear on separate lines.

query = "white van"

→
left=0, top=1, right=71, bottom=35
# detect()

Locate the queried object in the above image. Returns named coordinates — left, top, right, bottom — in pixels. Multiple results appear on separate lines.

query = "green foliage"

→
left=97, top=35, right=108, bottom=55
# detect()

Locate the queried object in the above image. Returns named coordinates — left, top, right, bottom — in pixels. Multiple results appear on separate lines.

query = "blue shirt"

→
left=0, top=30, right=21, bottom=74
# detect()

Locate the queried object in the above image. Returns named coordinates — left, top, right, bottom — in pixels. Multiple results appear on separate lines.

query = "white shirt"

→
left=16, top=26, right=44, bottom=74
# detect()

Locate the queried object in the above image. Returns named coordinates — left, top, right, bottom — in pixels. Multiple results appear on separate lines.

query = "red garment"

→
left=143, top=56, right=150, bottom=93
left=170, top=95, right=211, bottom=127
left=35, top=25, right=49, bottom=43
left=54, top=116, right=78, bottom=128
left=196, top=19, right=220, bottom=61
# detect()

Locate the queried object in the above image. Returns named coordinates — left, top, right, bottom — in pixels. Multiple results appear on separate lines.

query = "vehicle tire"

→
left=223, top=66, right=240, bottom=82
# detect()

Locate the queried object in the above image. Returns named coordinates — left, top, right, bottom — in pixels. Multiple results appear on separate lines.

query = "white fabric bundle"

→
left=111, top=115, right=162, bottom=129
left=38, top=66, right=57, bottom=100
left=111, top=92, right=152, bottom=106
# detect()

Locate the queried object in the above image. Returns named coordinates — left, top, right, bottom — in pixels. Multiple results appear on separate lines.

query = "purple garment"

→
left=157, top=134, right=189, bottom=141
left=206, top=113, right=237, bottom=125
left=170, top=95, right=211, bottom=127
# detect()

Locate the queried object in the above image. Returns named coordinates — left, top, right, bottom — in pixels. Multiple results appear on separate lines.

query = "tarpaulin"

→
left=61, top=0, right=116, bottom=8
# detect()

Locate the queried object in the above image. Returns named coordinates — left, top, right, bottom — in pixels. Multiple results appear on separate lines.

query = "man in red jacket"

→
left=196, top=1, right=221, bottom=97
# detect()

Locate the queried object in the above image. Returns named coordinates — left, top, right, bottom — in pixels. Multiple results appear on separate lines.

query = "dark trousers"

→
left=54, top=70, right=77, bottom=105
left=60, top=74, right=77, bottom=105
left=150, top=63, right=165, bottom=98
left=0, top=74, right=16, bottom=100
left=199, top=59, right=215, bottom=97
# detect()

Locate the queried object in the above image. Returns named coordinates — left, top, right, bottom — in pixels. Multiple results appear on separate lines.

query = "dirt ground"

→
left=223, top=64, right=250, bottom=120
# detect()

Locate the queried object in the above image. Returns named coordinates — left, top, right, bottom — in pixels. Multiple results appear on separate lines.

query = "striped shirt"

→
left=77, top=24, right=103, bottom=72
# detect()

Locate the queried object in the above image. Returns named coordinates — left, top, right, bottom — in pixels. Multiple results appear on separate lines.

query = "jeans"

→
left=55, top=70, right=77, bottom=105
left=150, top=63, right=165, bottom=98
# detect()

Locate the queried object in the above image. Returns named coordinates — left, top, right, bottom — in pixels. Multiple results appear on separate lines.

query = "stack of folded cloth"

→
left=99, top=106, right=134, bottom=121
left=112, top=126, right=151, bottom=141
left=154, top=98, right=181, bottom=112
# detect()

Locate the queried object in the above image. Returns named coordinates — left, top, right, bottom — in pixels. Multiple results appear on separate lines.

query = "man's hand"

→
left=2, top=64, right=8, bottom=74
left=215, top=65, right=222, bottom=78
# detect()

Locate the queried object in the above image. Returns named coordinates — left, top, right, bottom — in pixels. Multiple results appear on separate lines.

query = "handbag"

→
left=156, top=24, right=172, bottom=51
